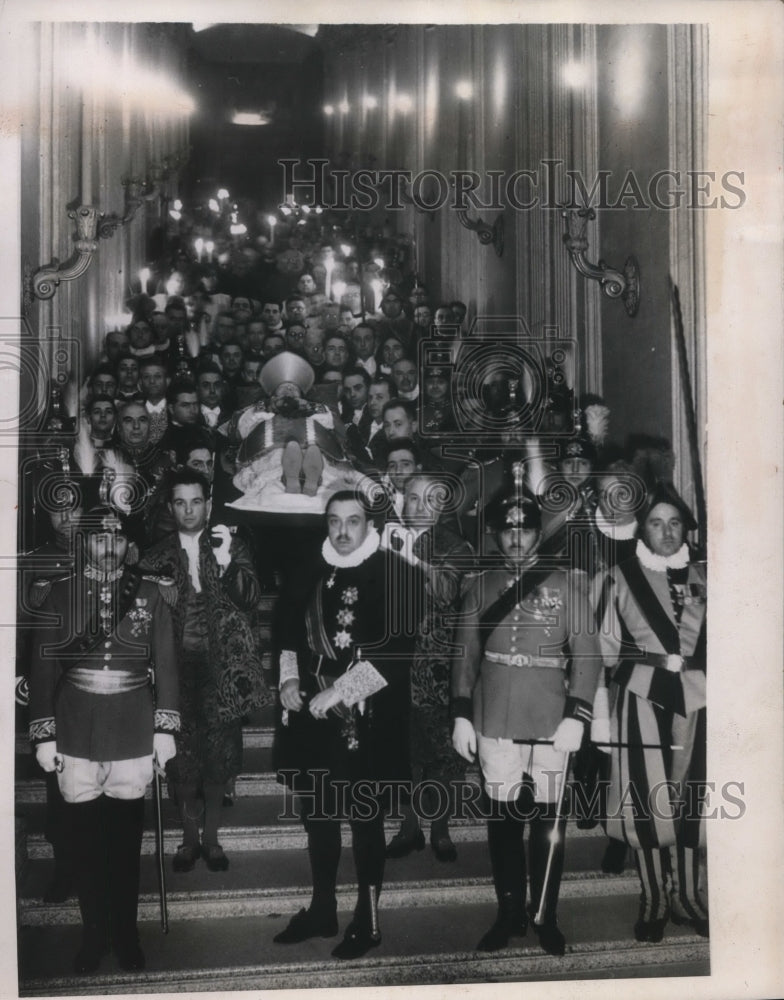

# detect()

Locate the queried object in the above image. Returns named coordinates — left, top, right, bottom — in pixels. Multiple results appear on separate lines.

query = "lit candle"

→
left=138, top=268, right=151, bottom=294
left=370, top=278, right=384, bottom=314
left=267, top=215, right=277, bottom=247
left=194, top=237, right=204, bottom=262
left=205, top=240, right=215, bottom=260
left=209, top=198, right=220, bottom=213
left=217, top=188, right=229, bottom=201
left=324, top=255, right=335, bottom=301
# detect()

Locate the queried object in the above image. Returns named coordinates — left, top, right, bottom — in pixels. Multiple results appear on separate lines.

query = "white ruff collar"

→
left=595, top=509, right=638, bottom=540
left=322, top=526, right=380, bottom=568
left=636, top=538, right=690, bottom=572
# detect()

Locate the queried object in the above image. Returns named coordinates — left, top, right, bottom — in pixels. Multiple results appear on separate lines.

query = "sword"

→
left=512, top=738, right=684, bottom=751
left=534, top=751, right=571, bottom=927
left=152, top=753, right=169, bottom=934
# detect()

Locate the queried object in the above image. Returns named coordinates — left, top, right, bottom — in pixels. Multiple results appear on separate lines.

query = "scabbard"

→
left=152, top=760, right=169, bottom=933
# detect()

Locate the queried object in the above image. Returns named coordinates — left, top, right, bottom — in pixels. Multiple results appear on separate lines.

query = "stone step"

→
left=16, top=895, right=710, bottom=994
left=18, top=838, right=633, bottom=925
left=20, top=797, right=609, bottom=858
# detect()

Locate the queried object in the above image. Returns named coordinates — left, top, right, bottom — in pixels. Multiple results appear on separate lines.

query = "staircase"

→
left=16, top=705, right=710, bottom=994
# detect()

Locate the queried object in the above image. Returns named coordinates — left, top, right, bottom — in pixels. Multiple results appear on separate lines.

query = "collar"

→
left=84, top=564, right=125, bottom=583
left=636, top=538, right=690, bottom=572
left=595, top=509, right=638, bottom=540
left=179, top=529, right=205, bottom=549
left=129, top=345, right=156, bottom=358
left=399, top=386, right=419, bottom=401
left=145, top=398, right=167, bottom=413
left=322, top=525, right=380, bottom=568
left=201, top=404, right=221, bottom=413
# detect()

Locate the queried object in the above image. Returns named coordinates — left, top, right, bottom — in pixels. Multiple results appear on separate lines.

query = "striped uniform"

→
left=594, top=554, right=706, bottom=850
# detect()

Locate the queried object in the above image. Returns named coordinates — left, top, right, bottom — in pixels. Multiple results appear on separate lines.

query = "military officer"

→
left=451, top=487, right=601, bottom=955
left=28, top=503, right=180, bottom=974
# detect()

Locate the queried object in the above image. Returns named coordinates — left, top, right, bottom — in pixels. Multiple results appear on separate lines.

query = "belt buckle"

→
left=665, top=653, right=684, bottom=672
left=510, top=653, right=530, bottom=667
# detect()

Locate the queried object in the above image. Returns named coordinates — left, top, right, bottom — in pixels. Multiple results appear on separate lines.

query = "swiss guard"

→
left=451, top=479, right=601, bottom=955
left=28, top=495, right=180, bottom=974
left=594, top=482, right=708, bottom=942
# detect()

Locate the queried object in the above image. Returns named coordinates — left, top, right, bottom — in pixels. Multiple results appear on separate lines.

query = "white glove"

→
left=153, top=733, right=177, bottom=767
left=452, top=717, right=477, bottom=762
left=552, top=717, right=584, bottom=754
left=591, top=716, right=612, bottom=752
left=211, top=525, right=232, bottom=569
left=35, top=741, right=59, bottom=773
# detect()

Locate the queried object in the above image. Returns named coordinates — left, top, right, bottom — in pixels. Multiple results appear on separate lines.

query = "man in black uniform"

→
left=274, top=490, right=425, bottom=959
left=28, top=504, right=180, bottom=974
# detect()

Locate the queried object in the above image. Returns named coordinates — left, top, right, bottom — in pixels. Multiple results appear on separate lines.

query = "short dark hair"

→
left=166, top=378, right=198, bottom=406
left=219, top=339, right=243, bottom=354
left=342, top=367, right=371, bottom=388
left=164, top=296, right=187, bottom=315
left=138, top=355, right=167, bottom=373
left=85, top=393, right=115, bottom=413
left=195, top=361, right=223, bottom=380
left=325, top=489, right=373, bottom=519
left=382, top=397, right=417, bottom=422
left=384, top=437, right=421, bottom=464
left=176, top=431, right=214, bottom=466
left=166, top=467, right=210, bottom=502
left=88, top=363, right=117, bottom=385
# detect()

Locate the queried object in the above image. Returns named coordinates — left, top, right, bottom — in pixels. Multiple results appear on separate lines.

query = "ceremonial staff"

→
left=669, top=277, right=707, bottom=555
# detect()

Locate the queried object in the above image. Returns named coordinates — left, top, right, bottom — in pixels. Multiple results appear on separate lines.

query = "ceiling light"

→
left=231, top=111, right=271, bottom=126
left=455, top=80, right=473, bottom=100
left=323, top=104, right=335, bottom=116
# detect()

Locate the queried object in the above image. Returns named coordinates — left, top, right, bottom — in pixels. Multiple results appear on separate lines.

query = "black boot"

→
left=332, top=884, right=382, bottom=960
left=105, top=796, right=146, bottom=971
left=332, top=815, right=385, bottom=960
left=65, top=798, right=110, bottom=974
left=529, top=803, right=566, bottom=956
left=476, top=799, right=527, bottom=952
left=633, top=847, right=669, bottom=942
left=275, top=817, right=340, bottom=944
left=44, top=773, right=75, bottom=903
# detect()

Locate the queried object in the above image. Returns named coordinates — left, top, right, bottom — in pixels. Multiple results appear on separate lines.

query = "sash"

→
left=478, top=565, right=553, bottom=653
left=305, top=579, right=338, bottom=660
left=614, top=558, right=706, bottom=716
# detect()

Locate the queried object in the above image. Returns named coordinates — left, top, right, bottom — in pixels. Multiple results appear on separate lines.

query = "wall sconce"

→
left=31, top=205, right=100, bottom=300
left=97, top=177, right=147, bottom=239
left=561, top=206, right=640, bottom=317
left=456, top=206, right=505, bottom=256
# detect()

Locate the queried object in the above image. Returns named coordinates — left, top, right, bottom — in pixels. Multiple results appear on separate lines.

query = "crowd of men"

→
left=19, top=254, right=709, bottom=974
